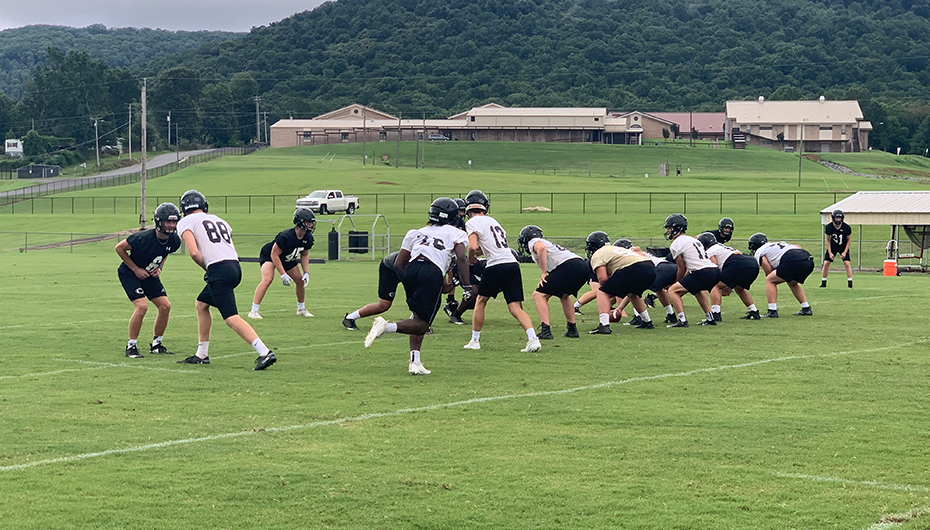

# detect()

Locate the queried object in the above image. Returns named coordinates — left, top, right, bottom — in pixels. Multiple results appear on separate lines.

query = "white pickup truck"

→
left=296, top=190, right=360, bottom=214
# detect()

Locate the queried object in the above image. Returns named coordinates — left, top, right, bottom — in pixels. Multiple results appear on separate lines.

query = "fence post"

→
left=649, top=193, right=652, bottom=214
left=755, top=193, right=759, bottom=214
left=719, top=193, right=723, bottom=214
left=683, top=193, right=687, bottom=214
left=794, top=193, right=797, bottom=214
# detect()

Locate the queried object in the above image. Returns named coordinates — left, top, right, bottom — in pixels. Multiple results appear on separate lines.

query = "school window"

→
left=341, top=132, right=349, bottom=140
left=379, top=131, right=386, bottom=140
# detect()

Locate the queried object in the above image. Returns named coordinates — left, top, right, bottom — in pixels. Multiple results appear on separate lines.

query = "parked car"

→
left=428, top=134, right=450, bottom=141
left=296, top=190, right=360, bottom=214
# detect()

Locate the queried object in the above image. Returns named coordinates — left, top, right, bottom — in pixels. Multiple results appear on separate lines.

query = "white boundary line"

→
left=776, top=472, right=930, bottom=493
left=2, top=339, right=924, bottom=472
left=51, top=359, right=198, bottom=373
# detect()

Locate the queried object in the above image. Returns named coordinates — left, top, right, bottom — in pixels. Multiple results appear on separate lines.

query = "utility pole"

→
left=140, top=80, right=147, bottom=229
left=396, top=112, right=401, bottom=168
left=422, top=113, right=426, bottom=169
left=176, top=121, right=180, bottom=163
left=262, top=111, right=269, bottom=146
left=167, top=111, right=171, bottom=152
left=798, top=124, right=804, bottom=188
left=254, top=96, right=261, bottom=143
left=128, top=103, right=132, bottom=161
left=362, top=107, right=367, bottom=166
left=93, top=118, right=100, bottom=167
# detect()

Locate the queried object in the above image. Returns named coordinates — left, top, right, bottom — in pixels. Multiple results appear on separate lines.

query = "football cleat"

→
left=448, top=314, right=465, bottom=325
left=740, top=310, right=761, bottom=320
left=364, top=317, right=388, bottom=348
left=443, top=300, right=459, bottom=317
left=149, top=343, right=174, bottom=355
left=537, top=324, right=554, bottom=340
left=125, top=345, right=144, bottom=358
left=644, top=294, right=657, bottom=308
left=665, top=313, right=678, bottom=324
left=712, top=312, right=722, bottom=322
left=794, top=307, right=813, bottom=316
left=574, top=306, right=583, bottom=315
left=409, top=361, right=431, bottom=375
left=588, top=324, right=611, bottom=335
left=667, top=320, right=689, bottom=328
left=699, top=318, right=717, bottom=326
left=521, top=338, right=542, bottom=352
left=848, top=280, right=853, bottom=289
left=762, top=310, right=779, bottom=318
left=624, top=315, right=643, bottom=327
left=342, top=315, right=359, bottom=330
left=296, top=308, right=314, bottom=317
left=247, top=310, right=262, bottom=320
left=253, top=352, right=277, bottom=371
left=636, top=320, right=656, bottom=329
left=463, top=340, right=481, bottom=350
left=177, top=355, right=209, bottom=364
left=564, top=323, right=580, bottom=338
left=820, top=280, right=827, bottom=288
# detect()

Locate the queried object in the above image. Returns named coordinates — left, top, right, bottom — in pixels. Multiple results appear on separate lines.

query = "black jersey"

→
left=118, top=229, right=181, bottom=274
left=261, top=228, right=314, bottom=266
left=710, top=228, right=731, bottom=244
left=825, top=222, right=852, bottom=251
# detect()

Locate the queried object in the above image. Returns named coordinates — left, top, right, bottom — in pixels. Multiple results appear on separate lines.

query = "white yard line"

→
left=776, top=472, right=930, bottom=493
left=52, top=359, right=198, bottom=373
left=2, top=340, right=923, bottom=472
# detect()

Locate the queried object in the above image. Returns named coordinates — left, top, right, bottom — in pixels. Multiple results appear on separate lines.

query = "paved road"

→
left=0, top=149, right=217, bottom=202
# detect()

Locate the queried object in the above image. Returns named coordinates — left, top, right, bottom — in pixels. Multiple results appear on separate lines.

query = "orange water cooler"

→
left=883, top=259, right=897, bottom=277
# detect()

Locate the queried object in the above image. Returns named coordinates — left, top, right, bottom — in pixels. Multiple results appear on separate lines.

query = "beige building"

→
left=725, top=98, right=871, bottom=152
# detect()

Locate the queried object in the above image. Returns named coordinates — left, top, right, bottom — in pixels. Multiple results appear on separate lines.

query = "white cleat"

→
left=364, top=316, right=387, bottom=348
left=296, top=308, right=314, bottom=317
left=463, top=340, right=481, bottom=350
left=521, top=337, right=542, bottom=353
left=408, top=362, right=431, bottom=375
left=247, top=310, right=262, bottom=320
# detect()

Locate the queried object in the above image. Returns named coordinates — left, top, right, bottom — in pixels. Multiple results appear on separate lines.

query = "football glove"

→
left=281, top=273, right=292, bottom=286
left=461, top=286, right=473, bottom=304
left=302, top=271, right=310, bottom=287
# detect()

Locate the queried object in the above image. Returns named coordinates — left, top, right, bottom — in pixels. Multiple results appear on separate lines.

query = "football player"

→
left=609, top=239, right=677, bottom=326
left=442, top=198, right=470, bottom=319
left=748, top=233, right=814, bottom=318
left=461, top=190, right=540, bottom=352
left=342, top=250, right=403, bottom=331
left=664, top=213, right=721, bottom=327
left=696, top=231, right=762, bottom=321
left=248, top=208, right=316, bottom=319
left=820, top=209, right=853, bottom=288
left=573, top=231, right=611, bottom=316
left=587, top=236, right=658, bottom=334
left=114, top=202, right=182, bottom=358
left=363, top=198, right=471, bottom=375
left=174, top=190, right=277, bottom=370
left=710, top=217, right=735, bottom=244
left=519, top=225, right=588, bottom=339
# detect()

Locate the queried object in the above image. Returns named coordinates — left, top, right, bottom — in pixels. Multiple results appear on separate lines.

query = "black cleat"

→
left=342, top=314, right=359, bottom=331
left=667, top=320, right=689, bottom=328
left=665, top=313, right=678, bottom=324
left=712, top=312, right=722, bottom=322
left=624, top=315, right=643, bottom=326
left=574, top=306, right=583, bottom=315
left=699, top=318, right=717, bottom=326
left=794, top=307, right=813, bottom=316
left=537, top=324, right=554, bottom=340
left=443, top=300, right=459, bottom=317
left=820, top=280, right=827, bottom=288
left=564, top=323, right=580, bottom=338
left=762, top=310, right=779, bottom=318
left=740, top=310, right=761, bottom=320
left=448, top=314, right=465, bottom=325
left=636, top=320, right=655, bottom=329
left=178, top=355, right=209, bottom=364
left=149, top=343, right=174, bottom=355
left=588, top=324, right=612, bottom=335
left=253, top=351, right=277, bottom=370
left=125, top=345, right=144, bottom=358
left=644, top=294, right=657, bottom=308
left=848, top=280, right=853, bottom=289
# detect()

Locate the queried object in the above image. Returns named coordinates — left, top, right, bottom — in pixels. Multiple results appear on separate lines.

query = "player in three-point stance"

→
left=820, top=209, right=853, bottom=288
left=363, top=198, right=471, bottom=375
left=696, top=231, right=762, bottom=321
left=248, top=207, right=317, bottom=319
left=586, top=236, right=658, bottom=334
left=115, top=202, right=182, bottom=358
left=664, top=213, right=721, bottom=327
left=461, top=190, right=541, bottom=353
left=174, top=190, right=277, bottom=370
left=748, top=232, right=814, bottom=318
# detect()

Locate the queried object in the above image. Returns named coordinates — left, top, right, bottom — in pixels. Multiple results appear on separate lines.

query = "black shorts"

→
left=599, top=261, right=657, bottom=299
left=776, top=249, right=815, bottom=283
left=678, top=266, right=721, bottom=295
left=721, top=254, right=760, bottom=289
left=402, top=259, right=444, bottom=324
left=378, top=260, right=402, bottom=301
left=259, top=242, right=299, bottom=271
left=477, top=262, right=524, bottom=303
left=118, top=268, right=167, bottom=301
left=823, top=249, right=850, bottom=262
left=649, top=262, right=678, bottom=292
left=537, top=258, right=590, bottom=298
left=197, top=260, right=242, bottom=320
left=585, top=259, right=598, bottom=283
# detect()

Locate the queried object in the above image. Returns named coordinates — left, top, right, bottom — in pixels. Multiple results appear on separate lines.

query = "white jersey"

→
left=177, top=211, right=239, bottom=267
left=669, top=234, right=716, bottom=272
left=645, top=252, right=667, bottom=266
left=465, top=215, right=518, bottom=267
left=528, top=237, right=582, bottom=272
left=754, top=241, right=799, bottom=269
left=705, top=243, right=737, bottom=268
left=400, top=224, right=468, bottom=274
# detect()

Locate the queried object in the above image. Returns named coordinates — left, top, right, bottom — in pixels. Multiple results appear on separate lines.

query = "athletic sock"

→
left=665, top=304, right=674, bottom=315
left=677, top=312, right=686, bottom=322
left=251, top=303, right=260, bottom=312
left=768, top=303, right=778, bottom=311
left=410, top=350, right=421, bottom=364
left=711, top=305, right=720, bottom=313
left=127, top=339, right=137, bottom=348
left=347, top=310, right=362, bottom=320
left=640, top=310, right=651, bottom=322
left=297, top=302, right=306, bottom=310
left=800, top=302, right=810, bottom=308
left=251, top=338, right=270, bottom=356
left=196, top=341, right=209, bottom=358
left=747, top=304, right=757, bottom=312
left=526, top=328, right=537, bottom=340
left=152, top=335, right=163, bottom=346
left=471, top=330, right=481, bottom=342
left=633, top=308, right=640, bottom=317
left=574, top=301, right=582, bottom=310
left=385, top=322, right=398, bottom=333
left=706, top=311, right=714, bottom=321
left=599, top=313, right=610, bottom=326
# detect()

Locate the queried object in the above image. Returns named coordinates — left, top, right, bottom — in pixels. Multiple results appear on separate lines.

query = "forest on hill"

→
left=5, top=0, right=930, bottom=163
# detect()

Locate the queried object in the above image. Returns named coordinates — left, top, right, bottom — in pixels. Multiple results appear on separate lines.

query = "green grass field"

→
left=2, top=144, right=929, bottom=529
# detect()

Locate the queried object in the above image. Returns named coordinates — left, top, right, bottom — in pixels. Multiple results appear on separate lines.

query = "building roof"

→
left=821, top=191, right=930, bottom=225
left=270, top=118, right=467, bottom=130
left=649, top=112, right=727, bottom=134
left=466, top=107, right=606, bottom=117
left=727, top=99, right=864, bottom=125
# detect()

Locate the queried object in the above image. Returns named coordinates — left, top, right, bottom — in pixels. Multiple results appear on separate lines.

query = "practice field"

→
left=1, top=144, right=929, bottom=529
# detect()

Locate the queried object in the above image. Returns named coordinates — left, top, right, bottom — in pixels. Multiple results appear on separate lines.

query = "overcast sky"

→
left=0, top=0, right=329, bottom=32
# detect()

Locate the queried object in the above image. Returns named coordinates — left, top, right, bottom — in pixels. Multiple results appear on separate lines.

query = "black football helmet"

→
left=428, top=197, right=459, bottom=225
left=664, top=213, right=687, bottom=240
left=453, top=198, right=466, bottom=211
left=518, top=225, right=544, bottom=254
left=585, top=231, right=610, bottom=258
left=696, top=231, right=717, bottom=250
left=180, top=189, right=208, bottom=214
left=748, top=232, right=768, bottom=255
left=718, top=217, right=734, bottom=241
left=832, top=209, right=844, bottom=221
left=465, top=189, right=490, bottom=213
left=153, top=202, right=181, bottom=234
left=294, top=207, right=316, bottom=233
left=613, top=238, right=633, bottom=249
